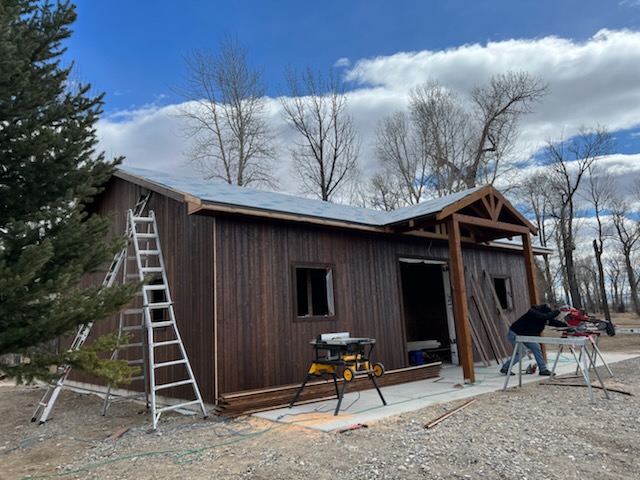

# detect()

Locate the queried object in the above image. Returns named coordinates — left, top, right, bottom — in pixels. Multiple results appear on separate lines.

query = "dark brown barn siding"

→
left=74, top=176, right=533, bottom=401
left=72, top=177, right=217, bottom=403
left=213, top=216, right=528, bottom=394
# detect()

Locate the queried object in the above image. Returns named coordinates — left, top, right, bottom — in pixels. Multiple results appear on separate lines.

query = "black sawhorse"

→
left=289, top=336, right=386, bottom=415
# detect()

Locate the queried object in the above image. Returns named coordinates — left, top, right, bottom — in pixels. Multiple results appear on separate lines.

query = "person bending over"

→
left=500, top=304, right=567, bottom=376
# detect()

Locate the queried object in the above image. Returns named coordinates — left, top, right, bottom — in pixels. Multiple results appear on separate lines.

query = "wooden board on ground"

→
left=217, top=362, right=442, bottom=417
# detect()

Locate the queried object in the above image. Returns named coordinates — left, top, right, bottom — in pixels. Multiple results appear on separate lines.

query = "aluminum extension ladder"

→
left=102, top=209, right=207, bottom=429
left=32, top=195, right=151, bottom=425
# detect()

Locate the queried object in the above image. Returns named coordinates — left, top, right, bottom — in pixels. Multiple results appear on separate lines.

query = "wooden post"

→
left=447, top=215, right=475, bottom=383
left=521, top=233, right=539, bottom=305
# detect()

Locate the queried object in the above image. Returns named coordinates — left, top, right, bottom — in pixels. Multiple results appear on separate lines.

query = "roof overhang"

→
left=114, top=168, right=538, bottom=245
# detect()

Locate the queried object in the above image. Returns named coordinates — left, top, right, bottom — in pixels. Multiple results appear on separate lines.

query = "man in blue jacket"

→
left=500, top=304, right=567, bottom=376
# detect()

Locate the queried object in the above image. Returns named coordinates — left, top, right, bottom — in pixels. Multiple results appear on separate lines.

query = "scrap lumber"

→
left=483, top=270, right=511, bottom=331
left=216, top=362, right=442, bottom=417
left=542, top=382, right=632, bottom=396
left=425, top=398, right=476, bottom=429
left=467, top=308, right=492, bottom=367
left=470, top=273, right=509, bottom=359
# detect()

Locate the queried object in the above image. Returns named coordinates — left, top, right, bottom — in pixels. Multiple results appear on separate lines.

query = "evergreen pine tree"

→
left=0, top=0, right=136, bottom=383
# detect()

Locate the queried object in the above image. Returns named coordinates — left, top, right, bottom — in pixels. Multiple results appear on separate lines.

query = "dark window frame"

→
left=292, top=263, right=336, bottom=321
left=492, top=274, right=514, bottom=311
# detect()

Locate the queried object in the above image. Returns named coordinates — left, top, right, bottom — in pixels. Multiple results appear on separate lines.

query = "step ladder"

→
left=32, top=194, right=151, bottom=425
left=102, top=209, right=208, bottom=430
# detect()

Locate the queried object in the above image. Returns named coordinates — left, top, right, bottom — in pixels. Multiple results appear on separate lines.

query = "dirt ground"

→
left=1, top=313, right=639, bottom=480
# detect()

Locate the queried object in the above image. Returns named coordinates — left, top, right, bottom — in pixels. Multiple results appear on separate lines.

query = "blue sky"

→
left=64, top=1, right=640, bottom=206
left=69, top=1, right=640, bottom=112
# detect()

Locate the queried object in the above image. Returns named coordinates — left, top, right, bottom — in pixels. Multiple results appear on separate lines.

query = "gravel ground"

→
left=2, top=351, right=639, bottom=480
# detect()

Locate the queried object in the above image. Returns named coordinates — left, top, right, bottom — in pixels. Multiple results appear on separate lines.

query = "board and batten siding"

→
left=72, top=177, right=217, bottom=403
left=74, top=176, right=532, bottom=402
left=213, top=215, right=530, bottom=395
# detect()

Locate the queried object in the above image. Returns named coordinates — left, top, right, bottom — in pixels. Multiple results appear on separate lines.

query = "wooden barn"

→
left=75, top=167, right=543, bottom=412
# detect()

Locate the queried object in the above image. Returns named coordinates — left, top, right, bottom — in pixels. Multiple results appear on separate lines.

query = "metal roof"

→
left=117, top=167, right=484, bottom=227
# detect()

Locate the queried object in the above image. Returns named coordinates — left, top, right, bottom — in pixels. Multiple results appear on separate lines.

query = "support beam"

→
left=521, top=233, right=539, bottom=305
left=447, top=215, right=475, bottom=383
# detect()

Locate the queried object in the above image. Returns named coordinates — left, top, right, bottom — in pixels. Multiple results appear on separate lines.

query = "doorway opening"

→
left=399, top=258, right=458, bottom=366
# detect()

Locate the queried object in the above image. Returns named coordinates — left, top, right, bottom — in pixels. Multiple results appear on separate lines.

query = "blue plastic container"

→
left=408, top=350, right=424, bottom=366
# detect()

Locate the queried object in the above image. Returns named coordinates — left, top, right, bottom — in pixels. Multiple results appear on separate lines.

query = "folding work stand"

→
left=562, top=331, right=613, bottom=377
left=289, top=336, right=386, bottom=415
left=502, top=335, right=610, bottom=403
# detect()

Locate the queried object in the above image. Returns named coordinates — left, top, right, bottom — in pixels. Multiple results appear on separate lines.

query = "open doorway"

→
left=399, top=258, right=458, bottom=365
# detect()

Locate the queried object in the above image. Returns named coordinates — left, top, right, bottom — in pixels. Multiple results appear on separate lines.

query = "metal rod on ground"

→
left=542, top=382, right=632, bottom=396
left=425, top=398, right=477, bottom=429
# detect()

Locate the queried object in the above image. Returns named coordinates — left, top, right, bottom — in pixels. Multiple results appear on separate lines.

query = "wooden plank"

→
left=470, top=273, right=509, bottom=360
left=471, top=296, right=500, bottom=363
left=217, top=362, right=442, bottom=416
left=425, top=398, right=477, bottom=428
left=452, top=213, right=531, bottom=235
left=484, top=270, right=511, bottom=332
left=467, top=307, right=491, bottom=367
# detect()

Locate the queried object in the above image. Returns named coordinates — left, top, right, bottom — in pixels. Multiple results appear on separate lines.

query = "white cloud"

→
left=334, top=57, right=350, bottom=68
left=96, top=29, right=640, bottom=201
left=98, top=104, right=192, bottom=176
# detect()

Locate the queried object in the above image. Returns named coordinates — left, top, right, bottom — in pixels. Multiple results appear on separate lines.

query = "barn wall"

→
left=73, top=177, right=533, bottom=401
left=214, top=215, right=530, bottom=394
left=73, top=177, right=217, bottom=403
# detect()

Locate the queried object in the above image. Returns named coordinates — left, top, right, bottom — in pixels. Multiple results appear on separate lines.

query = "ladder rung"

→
left=124, top=308, right=143, bottom=315
left=120, top=342, right=144, bottom=348
left=138, top=250, right=160, bottom=256
left=156, top=400, right=202, bottom=414
left=132, top=216, right=154, bottom=223
left=150, top=320, right=174, bottom=328
left=144, top=285, right=167, bottom=292
left=135, top=233, right=157, bottom=239
left=154, top=378, right=194, bottom=391
left=128, top=359, right=145, bottom=365
left=122, top=325, right=144, bottom=332
left=146, top=302, right=173, bottom=310
left=153, top=359, right=187, bottom=369
left=152, top=339, right=181, bottom=348
left=140, top=267, right=163, bottom=273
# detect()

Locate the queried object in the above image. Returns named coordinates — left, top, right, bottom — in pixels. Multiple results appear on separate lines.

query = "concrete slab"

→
left=254, top=350, right=638, bottom=432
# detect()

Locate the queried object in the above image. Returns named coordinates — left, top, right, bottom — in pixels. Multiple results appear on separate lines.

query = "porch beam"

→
left=452, top=213, right=532, bottom=235
left=447, top=214, right=475, bottom=383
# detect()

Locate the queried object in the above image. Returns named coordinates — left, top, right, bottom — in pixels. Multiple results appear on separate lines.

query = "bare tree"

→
left=280, top=67, right=360, bottom=201
left=175, top=35, right=278, bottom=188
left=576, top=256, right=599, bottom=313
left=611, top=198, right=640, bottom=315
left=408, top=81, right=471, bottom=197
left=586, top=164, right=615, bottom=320
left=543, top=126, right=614, bottom=309
left=518, top=172, right=558, bottom=303
left=374, top=111, right=431, bottom=205
left=606, top=255, right=626, bottom=312
left=373, top=71, right=548, bottom=204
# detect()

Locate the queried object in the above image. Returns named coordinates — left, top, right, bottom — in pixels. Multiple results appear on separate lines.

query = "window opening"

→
left=295, top=266, right=335, bottom=318
left=493, top=276, right=513, bottom=310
